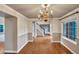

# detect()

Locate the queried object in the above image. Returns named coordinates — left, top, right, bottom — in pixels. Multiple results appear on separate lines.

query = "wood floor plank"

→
left=19, top=36, right=72, bottom=54
left=0, top=42, right=4, bottom=54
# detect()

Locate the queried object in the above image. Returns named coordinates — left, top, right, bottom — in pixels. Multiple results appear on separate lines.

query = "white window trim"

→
left=62, top=36, right=77, bottom=45
left=63, top=20, right=77, bottom=45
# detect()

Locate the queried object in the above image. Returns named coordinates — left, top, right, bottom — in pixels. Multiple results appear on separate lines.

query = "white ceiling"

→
left=7, top=4, right=79, bottom=18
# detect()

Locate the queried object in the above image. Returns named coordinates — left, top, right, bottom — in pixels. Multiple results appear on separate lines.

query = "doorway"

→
left=0, top=11, right=17, bottom=54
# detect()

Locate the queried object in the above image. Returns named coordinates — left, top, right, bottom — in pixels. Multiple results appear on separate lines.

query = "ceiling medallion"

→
left=38, top=4, right=53, bottom=22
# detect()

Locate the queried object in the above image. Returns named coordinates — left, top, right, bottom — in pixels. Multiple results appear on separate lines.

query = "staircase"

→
left=35, top=23, right=44, bottom=37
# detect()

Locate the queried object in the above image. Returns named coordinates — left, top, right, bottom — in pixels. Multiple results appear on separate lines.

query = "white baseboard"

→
left=5, top=41, right=29, bottom=53
left=5, top=50, right=17, bottom=53
left=28, top=40, right=33, bottom=42
left=17, top=41, right=29, bottom=53
left=17, top=40, right=34, bottom=53
left=5, top=40, right=33, bottom=53
left=51, top=41, right=60, bottom=43
left=61, top=42, right=76, bottom=54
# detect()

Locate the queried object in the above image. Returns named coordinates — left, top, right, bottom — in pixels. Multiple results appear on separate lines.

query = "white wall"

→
left=50, top=18, right=61, bottom=34
left=49, top=18, right=61, bottom=42
left=17, top=17, right=29, bottom=51
left=27, top=21, right=32, bottom=33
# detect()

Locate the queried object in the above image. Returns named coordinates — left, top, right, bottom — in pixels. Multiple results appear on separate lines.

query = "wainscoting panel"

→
left=17, top=33, right=28, bottom=52
left=52, top=33, right=61, bottom=42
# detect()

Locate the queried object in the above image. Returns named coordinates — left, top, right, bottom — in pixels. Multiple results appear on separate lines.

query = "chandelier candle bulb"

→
left=38, top=4, right=53, bottom=22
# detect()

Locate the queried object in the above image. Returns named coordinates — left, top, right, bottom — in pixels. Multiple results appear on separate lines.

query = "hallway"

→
left=19, top=36, right=72, bottom=54
left=0, top=4, right=79, bottom=54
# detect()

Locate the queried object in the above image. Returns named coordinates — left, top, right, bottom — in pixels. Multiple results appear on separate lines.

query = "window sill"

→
left=62, top=36, right=77, bottom=45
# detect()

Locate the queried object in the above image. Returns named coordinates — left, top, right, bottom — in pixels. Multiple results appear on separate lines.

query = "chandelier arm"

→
left=38, top=4, right=53, bottom=22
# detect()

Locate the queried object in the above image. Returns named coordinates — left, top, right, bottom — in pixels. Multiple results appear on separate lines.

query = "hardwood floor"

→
left=19, top=36, right=72, bottom=54
left=0, top=42, right=4, bottom=54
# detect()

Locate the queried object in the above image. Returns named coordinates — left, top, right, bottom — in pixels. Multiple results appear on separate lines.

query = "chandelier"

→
left=38, top=4, right=53, bottom=22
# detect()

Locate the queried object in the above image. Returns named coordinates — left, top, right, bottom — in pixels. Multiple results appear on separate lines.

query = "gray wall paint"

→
left=5, top=17, right=17, bottom=51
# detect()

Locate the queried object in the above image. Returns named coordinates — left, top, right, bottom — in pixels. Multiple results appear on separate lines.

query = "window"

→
left=0, top=25, right=3, bottom=32
left=63, top=23, right=66, bottom=36
left=63, top=21, right=77, bottom=41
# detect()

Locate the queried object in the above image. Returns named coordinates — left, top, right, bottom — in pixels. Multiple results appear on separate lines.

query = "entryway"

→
left=0, top=11, right=17, bottom=54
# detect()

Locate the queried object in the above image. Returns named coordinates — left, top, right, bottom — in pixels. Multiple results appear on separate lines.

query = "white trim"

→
left=17, top=41, right=29, bottom=53
left=18, top=33, right=27, bottom=37
left=61, top=42, right=76, bottom=54
left=5, top=50, right=17, bottom=53
left=51, top=41, right=60, bottom=43
left=62, top=36, right=77, bottom=45
left=28, top=40, right=34, bottom=42
left=5, top=41, right=29, bottom=53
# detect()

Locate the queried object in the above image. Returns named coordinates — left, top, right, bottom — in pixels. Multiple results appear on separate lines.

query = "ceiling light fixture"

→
left=38, top=4, right=53, bottom=22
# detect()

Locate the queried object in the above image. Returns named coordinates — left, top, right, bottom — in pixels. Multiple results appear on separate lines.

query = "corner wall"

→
left=50, top=18, right=61, bottom=42
left=27, top=21, right=33, bottom=42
